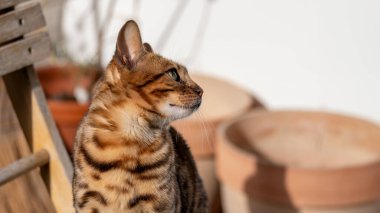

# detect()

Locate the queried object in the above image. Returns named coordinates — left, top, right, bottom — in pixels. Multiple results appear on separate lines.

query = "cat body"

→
left=72, top=20, right=208, bottom=213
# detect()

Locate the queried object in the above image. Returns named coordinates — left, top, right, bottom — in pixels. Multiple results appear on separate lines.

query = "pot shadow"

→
left=230, top=128, right=300, bottom=213
left=243, top=158, right=300, bottom=213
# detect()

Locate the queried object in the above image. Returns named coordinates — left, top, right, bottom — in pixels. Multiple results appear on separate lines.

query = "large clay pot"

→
left=217, top=110, right=380, bottom=213
left=37, top=65, right=99, bottom=154
left=172, top=73, right=264, bottom=212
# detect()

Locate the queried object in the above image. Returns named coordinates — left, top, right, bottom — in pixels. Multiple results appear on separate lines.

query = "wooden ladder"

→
left=0, top=0, right=74, bottom=212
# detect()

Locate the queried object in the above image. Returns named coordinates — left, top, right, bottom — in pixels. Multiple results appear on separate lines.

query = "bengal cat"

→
left=72, top=20, right=208, bottom=212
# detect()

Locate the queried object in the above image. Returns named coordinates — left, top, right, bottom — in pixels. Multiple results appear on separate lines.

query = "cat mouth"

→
left=169, top=101, right=201, bottom=110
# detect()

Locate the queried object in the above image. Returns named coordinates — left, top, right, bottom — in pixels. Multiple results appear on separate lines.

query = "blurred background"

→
left=49, top=0, right=380, bottom=123
left=1, top=0, right=380, bottom=212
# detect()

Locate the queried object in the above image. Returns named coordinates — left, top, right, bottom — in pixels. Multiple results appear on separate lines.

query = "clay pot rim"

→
left=218, top=109, right=380, bottom=172
left=47, top=99, right=90, bottom=106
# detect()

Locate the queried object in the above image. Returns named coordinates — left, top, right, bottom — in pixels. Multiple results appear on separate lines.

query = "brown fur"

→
left=73, top=20, right=208, bottom=212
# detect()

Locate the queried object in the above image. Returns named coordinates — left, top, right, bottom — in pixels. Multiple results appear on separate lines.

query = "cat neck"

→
left=88, top=97, right=170, bottom=144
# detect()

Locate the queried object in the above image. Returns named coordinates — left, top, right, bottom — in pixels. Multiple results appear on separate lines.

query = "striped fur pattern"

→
left=73, top=20, right=208, bottom=212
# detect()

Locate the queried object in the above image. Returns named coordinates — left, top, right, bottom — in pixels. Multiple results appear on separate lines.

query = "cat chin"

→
left=161, top=103, right=195, bottom=121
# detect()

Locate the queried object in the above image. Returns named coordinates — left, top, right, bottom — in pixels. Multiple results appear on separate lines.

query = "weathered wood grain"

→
left=3, top=67, right=74, bottom=213
left=0, top=31, right=51, bottom=76
left=0, top=79, right=56, bottom=213
left=0, top=3, right=45, bottom=44
left=0, top=149, right=49, bottom=185
left=0, top=0, right=27, bottom=11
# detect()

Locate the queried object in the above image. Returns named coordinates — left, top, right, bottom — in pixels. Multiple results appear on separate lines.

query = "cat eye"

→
left=167, top=68, right=180, bottom=82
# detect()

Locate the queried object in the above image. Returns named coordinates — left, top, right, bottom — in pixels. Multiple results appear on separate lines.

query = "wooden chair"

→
left=0, top=0, right=74, bottom=212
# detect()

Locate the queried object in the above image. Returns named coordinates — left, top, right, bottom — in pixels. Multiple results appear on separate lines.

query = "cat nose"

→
left=194, top=86, right=203, bottom=96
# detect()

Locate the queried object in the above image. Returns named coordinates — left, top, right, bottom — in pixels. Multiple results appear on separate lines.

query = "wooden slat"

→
left=0, top=31, right=50, bottom=76
left=0, top=3, right=45, bottom=44
left=3, top=67, right=75, bottom=213
left=0, top=149, right=49, bottom=186
left=0, top=0, right=27, bottom=11
left=28, top=67, right=74, bottom=178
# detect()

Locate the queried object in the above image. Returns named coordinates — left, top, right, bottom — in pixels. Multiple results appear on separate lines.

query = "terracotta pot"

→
left=37, top=65, right=99, bottom=154
left=48, top=100, right=88, bottom=153
left=172, top=73, right=265, bottom=212
left=37, top=65, right=98, bottom=98
left=217, top=110, right=380, bottom=213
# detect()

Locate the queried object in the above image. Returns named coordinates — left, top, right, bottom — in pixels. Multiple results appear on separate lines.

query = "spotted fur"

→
left=72, top=20, right=208, bottom=212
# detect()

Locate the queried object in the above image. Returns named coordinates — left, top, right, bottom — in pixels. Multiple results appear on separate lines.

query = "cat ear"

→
left=116, top=20, right=144, bottom=69
left=143, top=42, right=153, bottom=53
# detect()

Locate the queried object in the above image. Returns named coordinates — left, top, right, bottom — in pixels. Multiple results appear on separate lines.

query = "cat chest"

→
left=85, top=161, right=177, bottom=212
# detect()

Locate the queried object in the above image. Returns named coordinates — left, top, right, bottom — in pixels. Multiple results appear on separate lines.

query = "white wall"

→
left=63, top=0, right=380, bottom=123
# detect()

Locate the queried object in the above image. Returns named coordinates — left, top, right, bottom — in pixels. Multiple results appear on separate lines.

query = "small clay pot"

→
left=217, top=110, right=380, bottom=213
left=172, top=73, right=264, bottom=212
left=47, top=100, right=88, bottom=153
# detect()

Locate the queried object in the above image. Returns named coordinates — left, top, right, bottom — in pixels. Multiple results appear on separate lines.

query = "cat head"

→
left=105, top=20, right=203, bottom=122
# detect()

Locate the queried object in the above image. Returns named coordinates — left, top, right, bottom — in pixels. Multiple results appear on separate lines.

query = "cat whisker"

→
left=195, top=111, right=212, bottom=154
